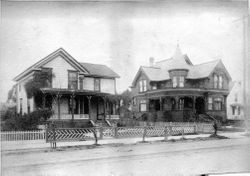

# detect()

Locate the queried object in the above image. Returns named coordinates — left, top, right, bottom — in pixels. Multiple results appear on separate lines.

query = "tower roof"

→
left=168, top=45, right=190, bottom=71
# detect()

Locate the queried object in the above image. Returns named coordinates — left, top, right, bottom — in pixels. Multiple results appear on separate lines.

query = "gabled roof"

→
left=187, top=59, right=220, bottom=79
left=80, top=62, right=120, bottom=78
left=131, top=45, right=232, bottom=86
left=14, top=48, right=119, bottom=81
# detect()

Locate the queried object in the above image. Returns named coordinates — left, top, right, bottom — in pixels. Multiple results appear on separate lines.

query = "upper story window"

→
left=68, top=71, right=78, bottom=90
left=41, top=68, right=52, bottom=88
left=172, top=76, right=184, bottom=88
left=139, top=80, right=147, bottom=92
left=214, top=75, right=218, bottom=88
left=214, top=74, right=223, bottom=89
left=94, top=78, right=100, bottom=91
left=152, top=84, right=157, bottom=90
left=19, top=84, right=21, bottom=92
left=79, top=76, right=84, bottom=90
left=219, top=75, right=223, bottom=89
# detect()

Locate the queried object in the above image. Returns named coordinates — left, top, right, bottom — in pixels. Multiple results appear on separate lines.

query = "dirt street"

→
left=2, top=137, right=250, bottom=176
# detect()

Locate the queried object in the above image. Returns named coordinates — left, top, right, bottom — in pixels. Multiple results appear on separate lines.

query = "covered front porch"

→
left=41, top=88, right=120, bottom=122
left=146, top=95, right=206, bottom=122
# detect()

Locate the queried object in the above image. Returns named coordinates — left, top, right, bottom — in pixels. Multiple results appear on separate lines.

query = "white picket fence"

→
left=1, top=130, right=45, bottom=141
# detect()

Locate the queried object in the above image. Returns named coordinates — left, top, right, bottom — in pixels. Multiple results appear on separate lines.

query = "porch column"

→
left=87, top=96, right=92, bottom=120
left=42, top=94, right=47, bottom=109
left=175, top=96, right=179, bottom=110
left=70, top=93, right=75, bottom=120
left=160, top=97, right=163, bottom=111
left=192, top=96, right=196, bottom=113
left=103, top=96, right=107, bottom=121
left=57, top=93, right=62, bottom=120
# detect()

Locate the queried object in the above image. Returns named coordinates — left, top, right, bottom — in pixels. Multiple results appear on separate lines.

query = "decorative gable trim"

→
left=208, top=60, right=232, bottom=81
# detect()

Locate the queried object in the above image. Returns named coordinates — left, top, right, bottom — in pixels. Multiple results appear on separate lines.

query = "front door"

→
left=195, top=97, right=205, bottom=114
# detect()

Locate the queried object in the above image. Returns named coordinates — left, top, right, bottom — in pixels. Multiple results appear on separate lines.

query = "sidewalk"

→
left=1, top=131, right=246, bottom=153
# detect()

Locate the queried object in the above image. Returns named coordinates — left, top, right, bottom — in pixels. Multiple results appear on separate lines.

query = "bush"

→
left=1, top=109, right=52, bottom=131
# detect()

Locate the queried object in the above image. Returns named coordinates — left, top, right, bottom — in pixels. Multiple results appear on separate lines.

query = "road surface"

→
left=2, top=137, right=250, bottom=176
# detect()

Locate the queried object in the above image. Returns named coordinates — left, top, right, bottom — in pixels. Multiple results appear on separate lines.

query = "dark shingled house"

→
left=130, top=45, right=232, bottom=122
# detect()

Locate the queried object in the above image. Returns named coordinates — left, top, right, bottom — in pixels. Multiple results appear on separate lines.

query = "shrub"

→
left=1, top=109, right=52, bottom=131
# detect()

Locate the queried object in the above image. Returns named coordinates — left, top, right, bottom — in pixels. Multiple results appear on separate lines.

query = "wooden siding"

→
left=43, top=55, right=76, bottom=89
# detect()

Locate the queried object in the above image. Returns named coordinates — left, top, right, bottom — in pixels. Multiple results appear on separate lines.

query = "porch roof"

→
left=40, top=88, right=112, bottom=97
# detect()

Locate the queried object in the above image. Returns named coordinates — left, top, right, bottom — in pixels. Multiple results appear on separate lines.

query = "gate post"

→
left=114, top=127, right=118, bottom=138
left=100, top=127, right=103, bottom=140
left=181, top=127, right=184, bottom=139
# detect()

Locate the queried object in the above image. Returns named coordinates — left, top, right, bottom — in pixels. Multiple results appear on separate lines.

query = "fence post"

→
left=52, top=123, right=56, bottom=149
left=100, top=127, right=103, bottom=140
left=194, top=123, right=197, bottom=134
left=181, top=127, right=184, bottom=139
left=164, top=126, right=168, bottom=141
left=114, top=127, right=118, bottom=138
left=93, top=127, right=98, bottom=145
left=45, top=126, right=48, bottom=143
left=142, top=126, right=147, bottom=142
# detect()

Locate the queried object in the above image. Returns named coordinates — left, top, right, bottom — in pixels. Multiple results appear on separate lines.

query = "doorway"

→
left=195, top=97, right=205, bottom=114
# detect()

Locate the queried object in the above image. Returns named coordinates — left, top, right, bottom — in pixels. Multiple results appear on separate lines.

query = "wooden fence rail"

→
left=0, top=123, right=214, bottom=142
left=1, top=130, right=45, bottom=141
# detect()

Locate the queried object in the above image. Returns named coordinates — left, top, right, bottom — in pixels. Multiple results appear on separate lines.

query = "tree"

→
left=24, top=69, right=53, bottom=108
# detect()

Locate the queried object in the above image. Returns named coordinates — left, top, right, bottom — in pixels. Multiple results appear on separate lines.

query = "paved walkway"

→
left=1, top=131, right=246, bottom=153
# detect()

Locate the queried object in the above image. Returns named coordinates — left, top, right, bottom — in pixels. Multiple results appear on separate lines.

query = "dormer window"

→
left=139, top=80, right=147, bottom=92
left=172, top=76, right=184, bottom=88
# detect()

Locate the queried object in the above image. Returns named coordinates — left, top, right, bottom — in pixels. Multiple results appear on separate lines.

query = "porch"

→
left=145, top=95, right=206, bottom=122
left=41, top=88, right=120, bottom=122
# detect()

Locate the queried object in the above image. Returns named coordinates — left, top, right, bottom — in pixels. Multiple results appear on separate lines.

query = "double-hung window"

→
left=173, top=76, right=177, bottom=88
left=68, top=71, right=78, bottom=90
left=208, top=97, right=213, bottom=110
left=179, top=76, right=184, bottom=87
left=214, top=98, right=222, bottom=110
left=219, top=75, right=223, bottom=89
left=94, top=78, right=100, bottom=91
left=172, top=76, right=184, bottom=88
left=139, top=80, right=147, bottom=92
left=214, top=75, right=218, bottom=89
left=139, top=100, right=147, bottom=112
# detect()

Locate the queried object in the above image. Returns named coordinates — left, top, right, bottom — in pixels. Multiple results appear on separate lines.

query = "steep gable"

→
left=13, top=48, right=89, bottom=81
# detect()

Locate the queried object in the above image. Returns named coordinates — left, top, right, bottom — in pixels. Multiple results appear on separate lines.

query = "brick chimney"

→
left=149, top=57, right=154, bottom=67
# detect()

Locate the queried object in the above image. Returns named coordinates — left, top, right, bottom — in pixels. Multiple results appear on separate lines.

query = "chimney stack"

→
left=149, top=57, right=154, bottom=67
